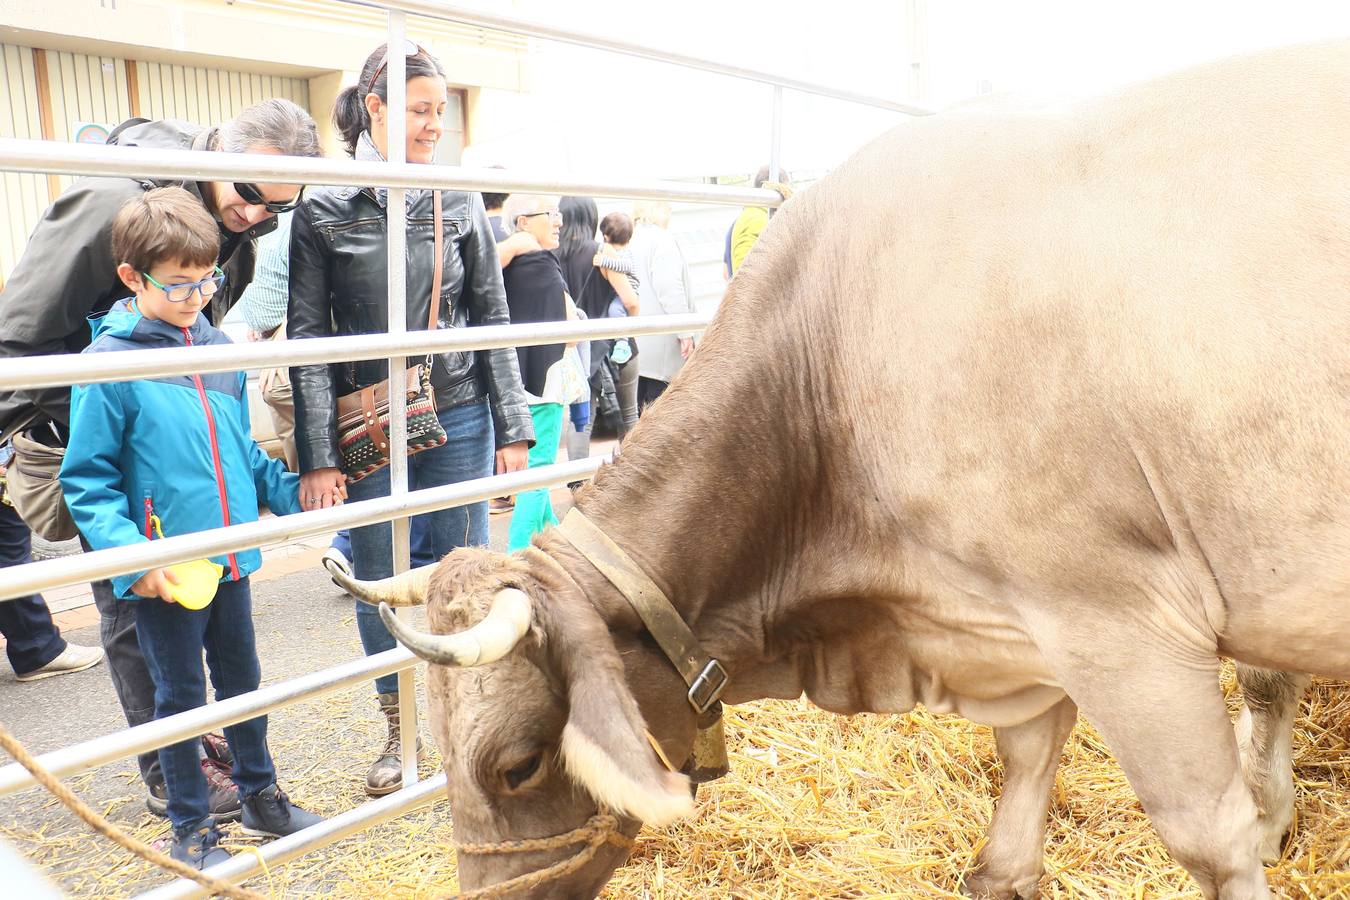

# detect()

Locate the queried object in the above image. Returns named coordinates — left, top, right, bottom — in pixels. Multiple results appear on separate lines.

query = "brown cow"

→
left=337, top=41, right=1350, bottom=900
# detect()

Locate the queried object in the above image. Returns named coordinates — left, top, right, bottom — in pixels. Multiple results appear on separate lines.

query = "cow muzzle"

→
left=377, top=588, right=532, bottom=667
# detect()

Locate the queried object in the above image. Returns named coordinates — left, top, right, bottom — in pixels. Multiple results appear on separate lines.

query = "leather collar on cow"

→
left=555, top=509, right=729, bottom=716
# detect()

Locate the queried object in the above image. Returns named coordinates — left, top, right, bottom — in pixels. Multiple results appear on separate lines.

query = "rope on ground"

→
left=0, top=720, right=264, bottom=900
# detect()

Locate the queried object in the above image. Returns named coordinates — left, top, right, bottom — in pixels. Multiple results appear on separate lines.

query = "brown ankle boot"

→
left=365, top=692, right=423, bottom=796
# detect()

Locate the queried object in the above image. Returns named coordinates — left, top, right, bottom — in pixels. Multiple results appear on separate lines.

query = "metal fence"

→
left=0, top=1, right=928, bottom=895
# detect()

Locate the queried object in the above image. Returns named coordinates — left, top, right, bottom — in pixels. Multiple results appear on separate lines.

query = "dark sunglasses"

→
left=366, top=39, right=428, bottom=94
left=234, top=181, right=304, bottom=214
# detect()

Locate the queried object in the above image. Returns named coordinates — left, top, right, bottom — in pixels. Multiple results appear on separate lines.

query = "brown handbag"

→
left=335, top=191, right=448, bottom=483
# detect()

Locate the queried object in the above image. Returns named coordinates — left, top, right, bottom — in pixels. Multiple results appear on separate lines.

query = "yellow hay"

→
left=1, top=667, right=1346, bottom=898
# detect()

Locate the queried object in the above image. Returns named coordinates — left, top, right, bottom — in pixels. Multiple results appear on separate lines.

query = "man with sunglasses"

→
left=0, top=98, right=320, bottom=821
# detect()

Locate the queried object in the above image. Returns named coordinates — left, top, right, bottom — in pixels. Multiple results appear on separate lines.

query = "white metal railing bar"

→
left=135, top=772, right=449, bottom=900
left=0, top=647, right=416, bottom=797
left=0, top=839, right=63, bottom=899
left=0, top=455, right=605, bottom=602
left=0, top=139, right=783, bottom=206
left=345, top=0, right=936, bottom=117
left=0, top=314, right=710, bottom=392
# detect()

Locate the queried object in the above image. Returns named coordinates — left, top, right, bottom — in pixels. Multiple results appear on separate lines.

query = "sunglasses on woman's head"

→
left=234, top=181, right=303, bottom=214
left=366, top=39, right=428, bottom=94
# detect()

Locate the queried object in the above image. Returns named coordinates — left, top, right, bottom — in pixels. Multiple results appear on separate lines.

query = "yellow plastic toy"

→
left=150, top=515, right=223, bottom=610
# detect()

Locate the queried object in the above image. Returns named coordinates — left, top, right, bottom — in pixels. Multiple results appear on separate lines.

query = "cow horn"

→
left=329, top=562, right=435, bottom=608
left=378, top=588, right=532, bottom=667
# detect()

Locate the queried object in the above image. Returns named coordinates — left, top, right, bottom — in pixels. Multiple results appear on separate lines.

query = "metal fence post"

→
left=381, top=7, right=420, bottom=790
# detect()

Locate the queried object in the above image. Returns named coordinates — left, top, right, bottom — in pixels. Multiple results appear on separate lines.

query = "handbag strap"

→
left=427, top=190, right=443, bottom=332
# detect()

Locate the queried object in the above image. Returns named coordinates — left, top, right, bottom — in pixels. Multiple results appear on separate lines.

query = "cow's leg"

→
left=1233, top=665, right=1308, bottom=863
left=1048, top=642, right=1269, bottom=899
left=964, top=697, right=1077, bottom=900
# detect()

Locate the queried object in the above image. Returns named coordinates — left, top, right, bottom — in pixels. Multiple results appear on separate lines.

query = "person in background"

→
left=551, top=198, right=640, bottom=465
left=60, top=187, right=323, bottom=869
left=729, top=164, right=792, bottom=276
left=289, top=40, right=532, bottom=796
left=722, top=221, right=735, bottom=283
left=0, top=97, right=319, bottom=820
left=497, top=194, right=574, bottom=550
left=628, top=201, right=697, bottom=410
left=239, top=210, right=299, bottom=472
left=482, top=179, right=510, bottom=242
left=0, top=446, right=104, bottom=682
left=597, top=211, right=641, bottom=433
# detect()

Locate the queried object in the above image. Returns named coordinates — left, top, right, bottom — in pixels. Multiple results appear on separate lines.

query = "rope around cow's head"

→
left=0, top=717, right=633, bottom=899
left=450, top=810, right=635, bottom=900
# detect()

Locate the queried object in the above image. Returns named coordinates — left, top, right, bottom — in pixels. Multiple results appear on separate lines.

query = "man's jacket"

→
left=287, top=132, right=533, bottom=473
left=0, top=118, right=276, bottom=441
left=60, top=299, right=300, bottom=600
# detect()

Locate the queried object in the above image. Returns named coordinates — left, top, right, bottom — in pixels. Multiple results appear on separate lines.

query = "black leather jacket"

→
left=287, top=173, right=534, bottom=474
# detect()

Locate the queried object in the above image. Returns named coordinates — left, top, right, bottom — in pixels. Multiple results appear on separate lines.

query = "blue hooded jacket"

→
left=60, top=298, right=301, bottom=599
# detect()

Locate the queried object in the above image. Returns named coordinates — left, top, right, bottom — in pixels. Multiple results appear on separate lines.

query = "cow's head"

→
left=336, top=546, right=699, bottom=897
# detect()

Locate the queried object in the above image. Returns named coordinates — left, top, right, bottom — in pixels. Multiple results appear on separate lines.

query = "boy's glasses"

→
left=234, top=181, right=303, bottom=214
left=142, top=266, right=226, bottom=303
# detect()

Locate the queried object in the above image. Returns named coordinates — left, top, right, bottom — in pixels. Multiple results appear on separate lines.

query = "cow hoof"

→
left=963, top=871, right=1041, bottom=900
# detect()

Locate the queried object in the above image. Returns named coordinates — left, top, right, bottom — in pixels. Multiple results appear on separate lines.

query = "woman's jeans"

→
left=508, top=402, right=564, bottom=553
left=135, top=577, right=275, bottom=832
left=346, top=401, right=494, bottom=695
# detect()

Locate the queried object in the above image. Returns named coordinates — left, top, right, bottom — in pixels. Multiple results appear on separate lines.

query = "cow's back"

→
left=731, top=40, right=1350, bottom=674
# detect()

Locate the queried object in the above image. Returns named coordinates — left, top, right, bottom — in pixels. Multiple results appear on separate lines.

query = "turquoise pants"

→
left=508, top=402, right=564, bottom=552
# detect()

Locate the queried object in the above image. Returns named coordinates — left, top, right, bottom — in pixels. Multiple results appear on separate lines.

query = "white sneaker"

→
left=16, top=643, right=105, bottom=682
left=321, top=546, right=353, bottom=581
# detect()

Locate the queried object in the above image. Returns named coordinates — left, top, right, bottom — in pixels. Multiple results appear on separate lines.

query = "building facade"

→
left=1, top=0, right=533, bottom=285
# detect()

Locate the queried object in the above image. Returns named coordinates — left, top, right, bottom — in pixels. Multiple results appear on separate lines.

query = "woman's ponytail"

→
left=332, top=84, right=369, bottom=157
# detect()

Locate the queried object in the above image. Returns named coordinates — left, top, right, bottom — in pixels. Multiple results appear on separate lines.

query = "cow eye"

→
left=503, top=753, right=543, bottom=790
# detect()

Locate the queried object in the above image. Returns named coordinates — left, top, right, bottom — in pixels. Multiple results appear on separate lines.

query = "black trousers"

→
left=82, top=535, right=162, bottom=788
left=0, top=503, right=66, bottom=675
left=637, top=375, right=670, bottom=413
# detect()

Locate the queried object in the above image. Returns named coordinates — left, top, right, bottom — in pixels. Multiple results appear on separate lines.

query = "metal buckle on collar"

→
left=686, top=659, right=728, bottom=715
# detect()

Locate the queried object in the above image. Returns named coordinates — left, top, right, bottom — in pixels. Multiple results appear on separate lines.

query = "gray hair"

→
left=632, top=200, right=671, bottom=228
left=219, top=98, right=321, bottom=158
left=502, top=194, right=558, bottom=233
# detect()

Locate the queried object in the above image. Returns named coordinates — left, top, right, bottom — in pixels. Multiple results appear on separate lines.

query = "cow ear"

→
left=540, top=595, right=694, bottom=826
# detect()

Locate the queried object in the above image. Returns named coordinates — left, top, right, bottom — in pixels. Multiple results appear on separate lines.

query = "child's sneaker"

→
left=240, top=783, right=323, bottom=838
left=170, top=820, right=230, bottom=870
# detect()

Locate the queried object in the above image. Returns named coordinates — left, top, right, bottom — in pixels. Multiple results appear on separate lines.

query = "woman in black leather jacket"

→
left=287, top=41, right=532, bottom=796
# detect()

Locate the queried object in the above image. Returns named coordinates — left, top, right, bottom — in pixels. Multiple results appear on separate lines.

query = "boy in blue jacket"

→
left=60, top=187, right=322, bottom=869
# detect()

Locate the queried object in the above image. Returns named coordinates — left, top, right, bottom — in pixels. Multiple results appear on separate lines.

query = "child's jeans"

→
left=135, top=576, right=275, bottom=831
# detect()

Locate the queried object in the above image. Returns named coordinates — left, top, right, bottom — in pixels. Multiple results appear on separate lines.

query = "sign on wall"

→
left=72, top=122, right=113, bottom=144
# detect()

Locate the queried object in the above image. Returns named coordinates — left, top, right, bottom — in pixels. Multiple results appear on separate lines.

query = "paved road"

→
left=0, top=486, right=579, bottom=897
